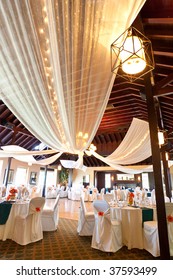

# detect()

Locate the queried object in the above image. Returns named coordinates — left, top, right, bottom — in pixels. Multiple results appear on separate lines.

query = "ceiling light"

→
left=111, top=26, right=154, bottom=82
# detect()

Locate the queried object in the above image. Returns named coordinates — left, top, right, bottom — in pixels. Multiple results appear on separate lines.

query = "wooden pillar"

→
left=144, top=73, right=170, bottom=259
left=155, top=98, right=172, bottom=200
left=4, top=157, right=12, bottom=187
left=42, top=166, right=48, bottom=197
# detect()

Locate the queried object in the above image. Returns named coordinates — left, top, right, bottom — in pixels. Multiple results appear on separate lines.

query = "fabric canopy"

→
left=92, top=118, right=151, bottom=164
left=0, top=145, right=62, bottom=166
left=0, top=0, right=146, bottom=159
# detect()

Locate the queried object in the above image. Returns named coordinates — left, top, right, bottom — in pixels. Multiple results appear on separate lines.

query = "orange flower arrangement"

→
left=167, top=215, right=173, bottom=223
left=7, top=187, right=18, bottom=201
left=128, top=192, right=134, bottom=206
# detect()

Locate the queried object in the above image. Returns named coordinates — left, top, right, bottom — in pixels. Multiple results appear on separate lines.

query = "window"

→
left=105, top=173, right=111, bottom=189
left=3, top=169, right=14, bottom=184
left=15, top=167, right=27, bottom=186
left=38, top=168, right=56, bottom=187
left=117, top=174, right=135, bottom=181
left=142, top=173, right=149, bottom=190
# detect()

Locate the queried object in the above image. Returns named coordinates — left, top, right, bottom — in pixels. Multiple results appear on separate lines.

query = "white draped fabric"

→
left=60, top=159, right=87, bottom=171
left=89, top=118, right=153, bottom=174
left=1, top=145, right=62, bottom=166
left=93, top=118, right=151, bottom=165
left=0, top=0, right=146, bottom=159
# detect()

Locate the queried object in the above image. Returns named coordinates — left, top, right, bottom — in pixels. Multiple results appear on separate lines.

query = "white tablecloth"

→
left=0, top=200, right=29, bottom=241
left=110, top=205, right=156, bottom=250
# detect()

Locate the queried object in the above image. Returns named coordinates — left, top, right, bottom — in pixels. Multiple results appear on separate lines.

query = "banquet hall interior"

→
left=1, top=0, right=173, bottom=260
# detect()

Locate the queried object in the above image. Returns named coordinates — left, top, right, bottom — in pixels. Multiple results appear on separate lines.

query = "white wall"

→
left=72, top=166, right=114, bottom=187
left=0, top=158, right=57, bottom=188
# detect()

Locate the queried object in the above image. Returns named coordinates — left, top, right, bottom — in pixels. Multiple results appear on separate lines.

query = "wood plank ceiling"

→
left=1, top=0, right=173, bottom=167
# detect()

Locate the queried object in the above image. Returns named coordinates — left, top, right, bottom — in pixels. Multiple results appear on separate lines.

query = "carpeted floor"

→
left=0, top=218, right=159, bottom=260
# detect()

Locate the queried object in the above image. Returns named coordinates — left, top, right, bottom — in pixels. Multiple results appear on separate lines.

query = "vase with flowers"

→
left=7, top=187, right=18, bottom=201
left=128, top=191, right=134, bottom=206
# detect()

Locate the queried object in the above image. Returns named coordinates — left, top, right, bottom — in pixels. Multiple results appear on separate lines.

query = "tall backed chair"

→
left=143, top=202, right=173, bottom=257
left=30, top=186, right=42, bottom=198
left=103, top=193, right=114, bottom=203
left=91, top=200, right=122, bottom=253
left=41, top=194, right=60, bottom=231
left=77, top=196, right=95, bottom=236
left=81, top=188, right=89, bottom=201
left=13, top=197, right=45, bottom=245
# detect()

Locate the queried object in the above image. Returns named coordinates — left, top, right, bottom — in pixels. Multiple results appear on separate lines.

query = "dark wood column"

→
left=144, top=73, right=170, bottom=259
left=155, top=98, right=172, bottom=200
left=42, top=166, right=48, bottom=197
left=4, top=157, right=12, bottom=187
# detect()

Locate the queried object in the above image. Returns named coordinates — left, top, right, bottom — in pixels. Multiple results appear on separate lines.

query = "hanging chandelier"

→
left=111, top=26, right=155, bottom=82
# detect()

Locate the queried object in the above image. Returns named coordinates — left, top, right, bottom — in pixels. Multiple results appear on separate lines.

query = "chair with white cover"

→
left=41, top=194, right=60, bottom=231
left=30, top=186, right=42, bottom=198
left=143, top=220, right=159, bottom=257
left=143, top=202, right=173, bottom=257
left=77, top=196, right=95, bottom=236
left=46, top=186, right=54, bottom=198
left=121, top=207, right=143, bottom=250
left=81, top=188, right=89, bottom=201
left=103, top=193, right=114, bottom=203
left=98, top=188, right=105, bottom=200
left=91, top=200, right=122, bottom=253
left=13, top=197, right=45, bottom=245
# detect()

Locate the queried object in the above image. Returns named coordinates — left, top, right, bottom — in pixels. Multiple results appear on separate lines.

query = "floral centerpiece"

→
left=128, top=191, right=134, bottom=206
left=7, top=187, right=18, bottom=201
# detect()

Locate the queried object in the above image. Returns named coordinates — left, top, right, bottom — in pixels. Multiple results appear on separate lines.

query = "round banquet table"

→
left=110, top=204, right=157, bottom=250
left=0, top=200, right=30, bottom=241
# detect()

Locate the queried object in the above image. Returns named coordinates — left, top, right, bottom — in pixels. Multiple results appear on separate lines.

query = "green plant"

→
left=59, top=167, right=69, bottom=185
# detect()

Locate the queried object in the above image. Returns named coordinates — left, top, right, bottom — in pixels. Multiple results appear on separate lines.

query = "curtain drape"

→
left=0, top=0, right=146, bottom=160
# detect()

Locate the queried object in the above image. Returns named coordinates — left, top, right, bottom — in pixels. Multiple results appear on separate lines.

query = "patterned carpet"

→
left=0, top=218, right=158, bottom=260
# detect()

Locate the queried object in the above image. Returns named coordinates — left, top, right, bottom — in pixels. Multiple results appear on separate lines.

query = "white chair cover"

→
left=41, top=195, right=60, bottom=231
left=30, top=186, right=42, bottom=198
left=99, top=188, right=105, bottom=199
left=77, top=196, right=95, bottom=236
left=143, top=203, right=173, bottom=257
left=13, top=197, right=45, bottom=245
left=68, top=184, right=83, bottom=201
left=81, top=188, right=89, bottom=201
left=143, top=220, right=159, bottom=257
left=103, top=193, right=114, bottom=203
left=165, top=196, right=170, bottom=202
left=117, top=189, right=124, bottom=201
left=88, top=187, right=98, bottom=202
left=46, top=186, right=54, bottom=198
left=59, top=186, right=69, bottom=198
left=92, top=200, right=110, bottom=213
left=111, top=189, right=117, bottom=202
left=121, top=207, right=143, bottom=250
left=91, top=200, right=122, bottom=252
